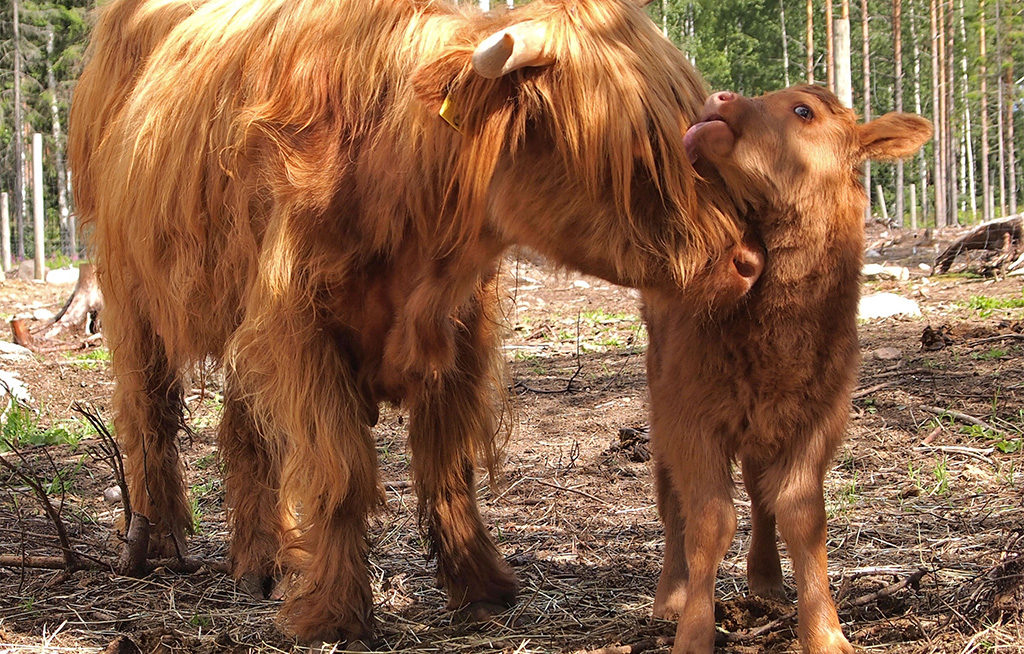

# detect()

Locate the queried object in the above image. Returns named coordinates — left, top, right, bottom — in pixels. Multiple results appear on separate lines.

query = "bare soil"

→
left=1, top=225, right=1022, bottom=654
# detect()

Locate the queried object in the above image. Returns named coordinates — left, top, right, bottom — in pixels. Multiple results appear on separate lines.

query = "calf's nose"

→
left=704, top=91, right=737, bottom=114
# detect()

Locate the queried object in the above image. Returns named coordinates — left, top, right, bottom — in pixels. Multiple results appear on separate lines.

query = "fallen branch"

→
left=919, top=405, right=1014, bottom=439
left=0, top=553, right=230, bottom=575
left=574, top=637, right=673, bottom=654
left=0, top=437, right=81, bottom=570
left=852, top=381, right=893, bottom=399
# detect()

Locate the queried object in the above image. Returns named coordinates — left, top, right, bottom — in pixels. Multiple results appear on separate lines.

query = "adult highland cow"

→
left=69, top=0, right=746, bottom=643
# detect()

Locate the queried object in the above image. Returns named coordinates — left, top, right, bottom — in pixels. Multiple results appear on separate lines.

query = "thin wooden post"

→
left=32, top=132, right=44, bottom=281
left=1, top=193, right=10, bottom=272
left=910, top=184, right=918, bottom=230
left=876, top=184, right=890, bottom=224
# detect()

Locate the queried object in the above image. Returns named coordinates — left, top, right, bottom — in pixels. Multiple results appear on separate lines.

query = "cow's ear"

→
left=471, top=20, right=554, bottom=78
left=857, top=113, right=932, bottom=162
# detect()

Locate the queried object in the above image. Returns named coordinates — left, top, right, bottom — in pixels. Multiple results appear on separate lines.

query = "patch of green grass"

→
left=930, top=457, right=951, bottom=495
left=65, top=347, right=111, bottom=370
left=189, top=613, right=213, bottom=628
left=47, top=455, right=87, bottom=495
left=1, top=405, right=88, bottom=451
left=972, top=347, right=1008, bottom=361
left=963, top=293, right=1024, bottom=318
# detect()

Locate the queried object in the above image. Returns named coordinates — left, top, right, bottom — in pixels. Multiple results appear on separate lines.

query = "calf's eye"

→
left=794, top=105, right=814, bottom=120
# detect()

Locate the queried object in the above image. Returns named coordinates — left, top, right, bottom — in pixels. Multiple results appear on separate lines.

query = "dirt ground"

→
left=1, top=225, right=1022, bottom=654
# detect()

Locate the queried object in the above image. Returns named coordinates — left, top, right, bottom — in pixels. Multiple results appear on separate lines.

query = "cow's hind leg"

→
left=653, top=456, right=688, bottom=620
left=229, top=310, right=379, bottom=643
left=765, top=434, right=852, bottom=654
left=219, top=376, right=291, bottom=598
left=740, top=456, right=786, bottom=600
left=408, top=292, right=517, bottom=619
left=109, top=311, right=190, bottom=567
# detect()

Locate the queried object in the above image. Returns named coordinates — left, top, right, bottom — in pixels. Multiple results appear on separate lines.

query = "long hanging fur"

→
left=69, top=0, right=745, bottom=641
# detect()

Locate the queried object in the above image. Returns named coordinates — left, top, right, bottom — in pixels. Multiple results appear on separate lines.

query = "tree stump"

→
left=43, top=262, right=104, bottom=339
left=933, top=214, right=1024, bottom=274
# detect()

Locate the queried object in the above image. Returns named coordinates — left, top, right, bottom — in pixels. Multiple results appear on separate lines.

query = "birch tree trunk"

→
left=979, top=0, right=992, bottom=223
left=944, top=0, right=957, bottom=224
left=13, top=0, right=26, bottom=260
left=826, top=0, right=835, bottom=92
left=911, top=0, right=929, bottom=218
left=807, top=0, right=815, bottom=83
left=957, top=0, right=976, bottom=222
left=930, top=0, right=947, bottom=226
left=862, top=0, right=872, bottom=222
left=835, top=0, right=853, bottom=108
left=894, top=0, right=905, bottom=225
left=781, top=0, right=792, bottom=87
left=995, top=0, right=1006, bottom=216
left=1007, top=66, right=1018, bottom=216
left=47, top=27, right=76, bottom=260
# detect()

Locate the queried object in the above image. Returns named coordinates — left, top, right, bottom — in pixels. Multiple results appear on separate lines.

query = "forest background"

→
left=0, top=0, right=1020, bottom=267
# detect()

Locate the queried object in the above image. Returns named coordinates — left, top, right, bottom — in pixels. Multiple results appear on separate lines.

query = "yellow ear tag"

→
left=439, top=93, right=463, bottom=133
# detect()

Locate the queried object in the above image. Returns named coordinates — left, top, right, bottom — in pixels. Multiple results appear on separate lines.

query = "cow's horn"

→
left=472, top=21, right=554, bottom=78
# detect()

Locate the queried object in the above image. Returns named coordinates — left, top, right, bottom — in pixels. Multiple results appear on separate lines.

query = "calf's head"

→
left=684, top=85, right=933, bottom=217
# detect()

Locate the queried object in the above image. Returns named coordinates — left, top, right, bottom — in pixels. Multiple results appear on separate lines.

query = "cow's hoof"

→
left=237, top=572, right=276, bottom=599
left=455, top=600, right=508, bottom=623
left=308, top=639, right=371, bottom=653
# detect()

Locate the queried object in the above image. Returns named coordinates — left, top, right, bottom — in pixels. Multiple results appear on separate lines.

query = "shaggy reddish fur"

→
left=644, top=86, right=932, bottom=654
left=68, top=0, right=751, bottom=642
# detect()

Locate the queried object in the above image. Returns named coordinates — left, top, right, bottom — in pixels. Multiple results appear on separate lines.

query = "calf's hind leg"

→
left=108, top=306, right=191, bottom=567
left=408, top=291, right=517, bottom=619
left=740, top=456, right=786, bottom=600
left=765, top=432, right=852, bottom=654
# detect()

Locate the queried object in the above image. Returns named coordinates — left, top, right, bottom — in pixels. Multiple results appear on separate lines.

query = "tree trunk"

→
left=862, top=0, right=872, bottom=222
left=13, top=0, right=25, bottom=261
left=47, top=26, right=76, bottom=261
left=957, top=0, right=976, bottom=222
left=807, top=0, right=815, bottom=83
left=1007, top=66, right=1018, bottom=217
left=1, top=193, right=10, bottom=272
left=979, top=0, right=992, bottom=223
left=894, top=0, right=905, bottom=225
left=835, top=0, right=853, bottom=107
left=995, top=0, right=1006, bottom=217
left=826, top=0, right=835, bottom=92
left=781, top=0, right=791, bottom=87
left=944, top=0, right=957, bottom=224
left=32, top=134, right=44, bottom=282
left=911, top=0, right=929, bottom=218
left=930, top=0, right=947, bottom=227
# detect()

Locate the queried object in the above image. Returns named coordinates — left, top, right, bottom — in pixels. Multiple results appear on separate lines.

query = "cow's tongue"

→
left=683, top=119, right=733, bottom=164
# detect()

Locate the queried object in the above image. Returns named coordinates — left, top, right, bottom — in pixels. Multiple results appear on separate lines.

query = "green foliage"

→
left=963, top=293, right=1024, bottom=317
left=1, top=403, right=86, bottom=451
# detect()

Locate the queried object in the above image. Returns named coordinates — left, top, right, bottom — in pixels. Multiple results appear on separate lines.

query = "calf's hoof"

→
left=653, top=577, right=687, bottom=620
left=746, top=577, right=787, bottom=601
left=805, top=630, right=854, bottom=654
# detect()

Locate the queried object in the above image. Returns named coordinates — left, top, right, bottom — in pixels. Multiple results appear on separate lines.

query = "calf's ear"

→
left=857, top=113, right=933, bottom=162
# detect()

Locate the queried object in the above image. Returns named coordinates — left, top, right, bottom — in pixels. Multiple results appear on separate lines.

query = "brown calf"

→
left=644, top=86, right=931, bottom=654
